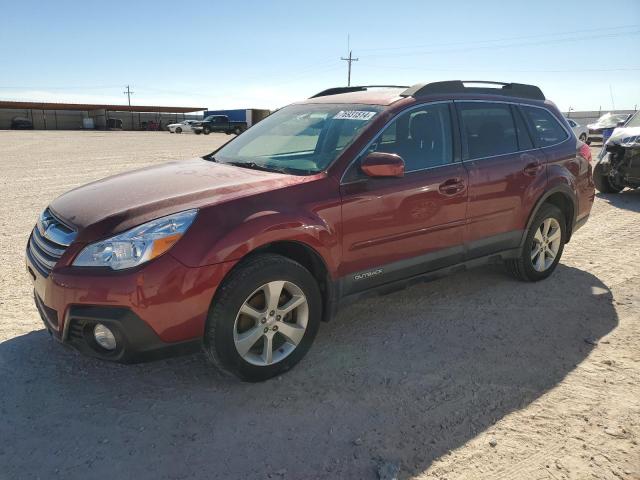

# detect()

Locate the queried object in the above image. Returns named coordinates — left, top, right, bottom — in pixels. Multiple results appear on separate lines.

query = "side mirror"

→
left=361, top=152, right=405, bottom=178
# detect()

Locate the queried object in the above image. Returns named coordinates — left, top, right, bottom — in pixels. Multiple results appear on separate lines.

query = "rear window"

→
left=458, top=103, right=518, bottom=159
left=521, top=106, right=569, bottom=147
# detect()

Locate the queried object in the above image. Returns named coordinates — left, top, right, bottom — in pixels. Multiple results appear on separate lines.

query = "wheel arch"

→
left=521, top=185, right=577, bottom=245
left=212, top=240, right=337, bottom=323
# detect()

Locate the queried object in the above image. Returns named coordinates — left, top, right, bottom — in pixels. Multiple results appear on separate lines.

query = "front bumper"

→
left=27, top=245, right=236, bottom=363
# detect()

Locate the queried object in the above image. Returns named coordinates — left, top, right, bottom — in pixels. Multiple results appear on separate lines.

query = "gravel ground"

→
left=0, top=131, right=638, bottom=480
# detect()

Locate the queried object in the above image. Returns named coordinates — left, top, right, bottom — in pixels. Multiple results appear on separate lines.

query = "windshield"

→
left=211, top=103, right=383, bottom=174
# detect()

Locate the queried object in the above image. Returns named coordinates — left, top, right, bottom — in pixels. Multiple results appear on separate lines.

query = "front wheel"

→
left=506, top=203, right=566, bottom=282
left=203, top=126, right=211, bottom=135
left=234, top=127, right=242, bottom=135
left=175, top=127, right=182, bottom=134
left=579, top=133, right=587, bottom=142
left=204, top=254, right=321, bottom=382
left=593, top=162, right=624, bottom=193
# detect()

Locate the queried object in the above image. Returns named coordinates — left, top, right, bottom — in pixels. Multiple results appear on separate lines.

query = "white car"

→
left=566, top=118, right=589, bottom=143
left=167, top=120, right=198, bottom=134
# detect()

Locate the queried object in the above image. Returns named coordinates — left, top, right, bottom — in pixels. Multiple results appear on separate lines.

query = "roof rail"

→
left=401, top=81, right=545, bottom=101
left=310, top=85, right=410, bottom=98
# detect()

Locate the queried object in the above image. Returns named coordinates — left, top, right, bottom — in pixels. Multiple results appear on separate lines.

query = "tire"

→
left=203, top=254, right=322, bottom=382
left=175, top=127, right=182, bottom=134
left=593, top=162, right=624, bottom=193
left=203, top=126, right=211, bottom=135
left=194, top=130, right=201, bottom=135
left=506, top=203, right=566, bottom=282
left=234, top=127, right=242, bottom=135
left=169, top=130, right=174, bottom=133
left=579, top=133, right=587, bottom=142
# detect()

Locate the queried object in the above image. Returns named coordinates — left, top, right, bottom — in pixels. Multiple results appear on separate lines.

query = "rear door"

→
left=456, top=101, right=547, bottom=258
left=339, top=102, right=468, bottom=294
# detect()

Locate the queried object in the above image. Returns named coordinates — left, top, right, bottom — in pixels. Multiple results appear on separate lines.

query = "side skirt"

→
left=335, top=247, right=521, bottom=310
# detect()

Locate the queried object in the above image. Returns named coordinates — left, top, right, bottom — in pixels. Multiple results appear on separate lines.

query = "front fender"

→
left=170, top=187, right=342, bottom=274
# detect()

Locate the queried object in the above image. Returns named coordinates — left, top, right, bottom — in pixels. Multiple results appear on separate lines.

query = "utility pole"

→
left=341, top=51, right=359, bottom=86
left=123, top=85, right=135, bottom=130
left=341, top=35, right=358, bottom=86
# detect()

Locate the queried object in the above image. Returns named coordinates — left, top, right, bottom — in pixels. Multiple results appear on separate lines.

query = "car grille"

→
left=27, top=209, right=77, bottom=277
left=68, top=319, right=86, bottom=341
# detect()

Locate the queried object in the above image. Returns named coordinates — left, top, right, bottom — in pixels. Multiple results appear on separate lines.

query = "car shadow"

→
left=596, top=188, right=640, bottom=213
left=0, top=264, right=617, bottom=479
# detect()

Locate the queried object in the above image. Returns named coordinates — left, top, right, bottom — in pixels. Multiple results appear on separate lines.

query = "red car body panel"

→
left=31, top=252, right=236, bottom=342
left=27, top=87, right=595, bottom=359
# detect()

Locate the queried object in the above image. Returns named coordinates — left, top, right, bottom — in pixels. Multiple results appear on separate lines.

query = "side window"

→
left=512, top=106, right=534, bottom=151
left=365, top=103, right=453, bottom=173
left=568, top=119, right=577, bottom=127
left=521, top=106, right=569, bottom=147
left=458, top=102, right=518, bottom=159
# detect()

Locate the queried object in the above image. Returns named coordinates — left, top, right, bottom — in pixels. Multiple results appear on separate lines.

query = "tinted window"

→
left=458, top=103, right=518, bottom=159
left=521, top=106, right=569, bottom=147
left=364, top=103, right=453, bottom=172
left=512, top=106, right=534, bottom=151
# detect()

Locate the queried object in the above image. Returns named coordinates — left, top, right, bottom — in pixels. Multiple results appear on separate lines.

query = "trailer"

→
left=201, top=108, right=271, bottom=128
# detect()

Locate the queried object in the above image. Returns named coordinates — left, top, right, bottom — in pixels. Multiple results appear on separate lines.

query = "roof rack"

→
left=310, top=85, right=410, bottom=98
left=401, top=81, right=545, bottom=101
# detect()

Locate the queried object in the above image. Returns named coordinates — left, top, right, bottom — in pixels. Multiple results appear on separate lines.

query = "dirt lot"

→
left=1, top=131, right=638, bottom=480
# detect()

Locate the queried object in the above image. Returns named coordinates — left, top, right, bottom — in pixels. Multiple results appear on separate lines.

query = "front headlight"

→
left=73, top=209, right=197, bottom=270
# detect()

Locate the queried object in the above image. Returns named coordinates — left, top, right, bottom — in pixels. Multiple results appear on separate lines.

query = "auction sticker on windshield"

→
left=333, top=110, right=377, bottom=120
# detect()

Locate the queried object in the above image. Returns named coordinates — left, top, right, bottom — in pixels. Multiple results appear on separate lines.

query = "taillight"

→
left=579, top=142, right=592, bottom=162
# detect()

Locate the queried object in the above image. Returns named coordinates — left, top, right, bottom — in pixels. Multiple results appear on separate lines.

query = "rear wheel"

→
left=507, top=204, right=566, bottom=282
left=203, top=126, right=211, bottom=135
left=593, top=162, right=624, bottom=193
left=234, top=127, right=242, bottom=135
left=204, top=254, right=321, bottom=382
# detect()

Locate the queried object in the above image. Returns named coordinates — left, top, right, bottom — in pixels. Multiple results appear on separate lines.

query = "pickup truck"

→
left=192, top=115, right=247, bottom=135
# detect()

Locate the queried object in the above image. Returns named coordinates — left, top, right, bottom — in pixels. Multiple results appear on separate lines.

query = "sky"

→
left=0, top=0, right=639, bottom=112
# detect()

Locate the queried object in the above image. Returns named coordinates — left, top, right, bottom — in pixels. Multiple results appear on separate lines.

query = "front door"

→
left=339, top=102, right=468, bottom=294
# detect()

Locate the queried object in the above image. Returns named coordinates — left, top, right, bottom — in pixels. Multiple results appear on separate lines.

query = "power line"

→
left=357, top=24, right=640, bottom=53
left=359, top=30, right=640, bottom=60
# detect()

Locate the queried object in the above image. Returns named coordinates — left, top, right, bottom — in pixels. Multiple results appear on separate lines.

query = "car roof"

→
left=299, top=88, right=406, bottom=106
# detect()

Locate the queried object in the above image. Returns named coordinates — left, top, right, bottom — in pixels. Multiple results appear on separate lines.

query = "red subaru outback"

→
left=27, top=81, right=595, bottom=381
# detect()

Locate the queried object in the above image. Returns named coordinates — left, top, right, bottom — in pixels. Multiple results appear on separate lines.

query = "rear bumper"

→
left=26, top=248, right=237, bottom=362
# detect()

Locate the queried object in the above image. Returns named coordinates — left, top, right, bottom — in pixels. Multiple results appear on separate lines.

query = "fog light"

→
left=94, top=324, right=117, bottom=350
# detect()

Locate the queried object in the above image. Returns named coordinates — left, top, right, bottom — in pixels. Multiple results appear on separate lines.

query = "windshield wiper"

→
left=225, top=161, right=287, bottom=174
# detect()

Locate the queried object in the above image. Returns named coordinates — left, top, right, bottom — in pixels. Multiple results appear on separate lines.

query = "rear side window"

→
left=512, top=106, right=534, bottom=151
left=458, top=103, right=518, bottom=159
left=521, top=106, right=569, bottom=147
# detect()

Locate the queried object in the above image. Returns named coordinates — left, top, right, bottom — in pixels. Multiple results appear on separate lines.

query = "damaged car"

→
left=593, top=111, right=640, bottom=193
left=587, top=112, right=631, bottom=144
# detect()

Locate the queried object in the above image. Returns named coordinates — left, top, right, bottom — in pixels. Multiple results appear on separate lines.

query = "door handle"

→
left=438, top=178, right=465, bottom=196
left=523, top=162, right=543, bottom=176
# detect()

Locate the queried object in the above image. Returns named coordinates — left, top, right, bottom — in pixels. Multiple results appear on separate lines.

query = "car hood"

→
left=49, top=158, right=317, bottom=243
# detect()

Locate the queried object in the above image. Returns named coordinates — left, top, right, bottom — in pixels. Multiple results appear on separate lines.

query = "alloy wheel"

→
left=233, top=281, right=308, bottom=366
left=531, top=217, right=561, bottom=272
